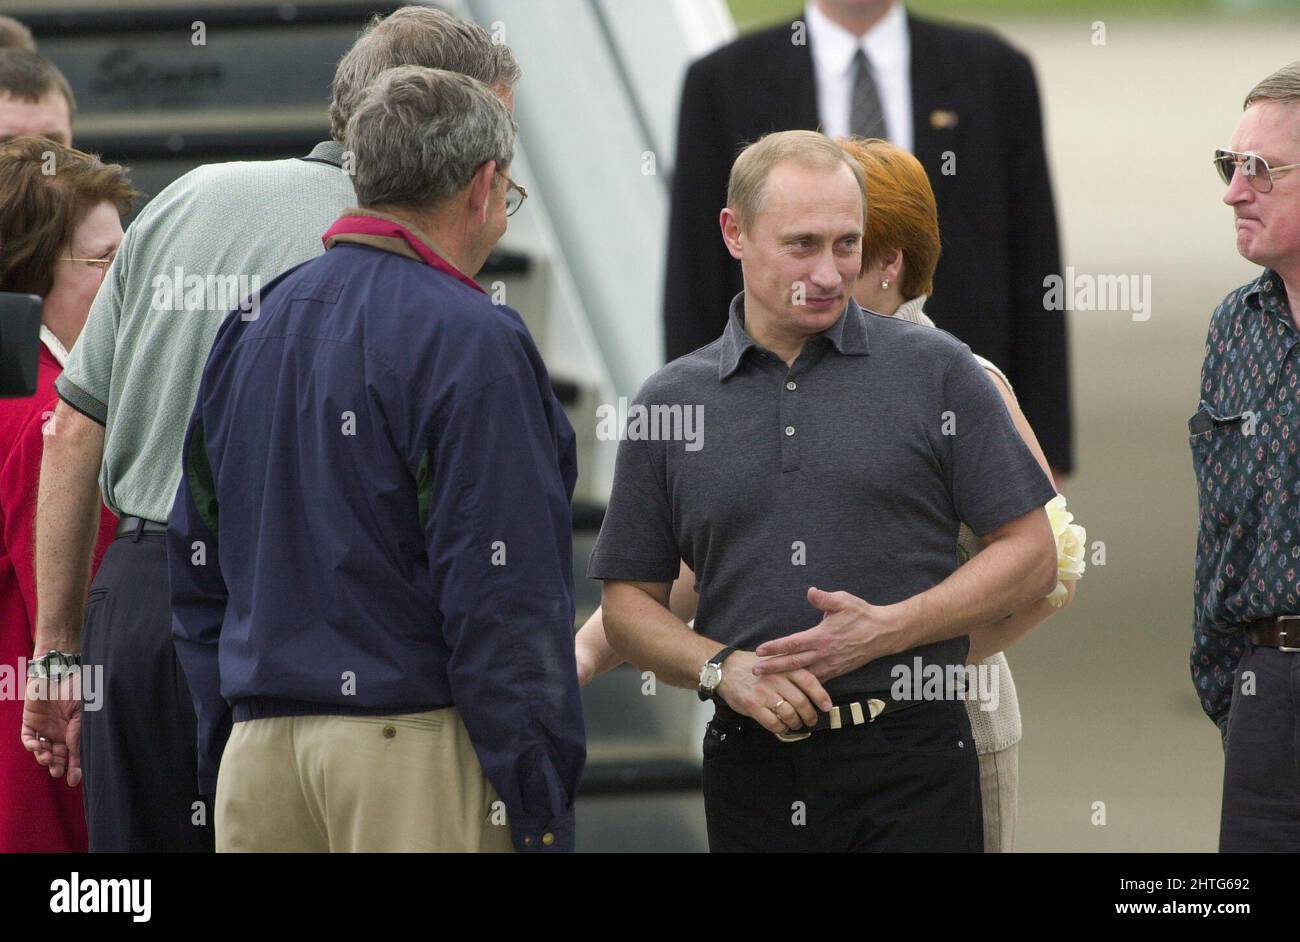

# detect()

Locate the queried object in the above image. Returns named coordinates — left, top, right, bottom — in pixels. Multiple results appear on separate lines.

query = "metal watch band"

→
left=27, top=650, right=82, bottom=680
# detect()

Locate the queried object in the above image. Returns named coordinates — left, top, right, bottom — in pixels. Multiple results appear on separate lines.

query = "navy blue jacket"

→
left=168, top=214, right=585, bottom=851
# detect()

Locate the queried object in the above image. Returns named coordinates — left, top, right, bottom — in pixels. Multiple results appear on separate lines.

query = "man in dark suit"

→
left=665, top=0, right=1072, bottom=476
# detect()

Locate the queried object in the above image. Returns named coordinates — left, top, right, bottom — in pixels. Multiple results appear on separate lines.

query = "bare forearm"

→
left=579, top=562, right=700, bottom=683
left=574, top=610, right=625, bottom=681
left=897, top=520, right=1056, bottom=653
left=967, top=581, right=1075, bottom=663
left=602, top=581, right=722, bottom=690
left=34, top=404, right=105, bottom=652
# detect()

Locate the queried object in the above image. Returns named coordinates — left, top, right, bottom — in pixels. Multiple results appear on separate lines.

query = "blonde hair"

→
left=840, top=136, right=940, bottom=299
left=726, top=129, right=867, bottom=230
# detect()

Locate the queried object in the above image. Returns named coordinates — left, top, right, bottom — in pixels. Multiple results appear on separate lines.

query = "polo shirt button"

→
left=784, top=426, right=795, bottom=436
left=542, top=832, right=555, bottom=846
left=382, top=725, right=396, bottom=739
left=786, top=381, right=797, bottom=391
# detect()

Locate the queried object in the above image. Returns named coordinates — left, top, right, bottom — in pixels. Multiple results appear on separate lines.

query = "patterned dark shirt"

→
left=1190, top=269, right=1298, bottom=735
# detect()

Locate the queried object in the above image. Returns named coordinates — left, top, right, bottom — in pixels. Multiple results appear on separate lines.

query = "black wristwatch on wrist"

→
left=697, top=645, right=737, bottom=702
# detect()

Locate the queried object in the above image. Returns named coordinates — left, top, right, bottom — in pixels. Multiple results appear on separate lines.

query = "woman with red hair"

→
left=841, top=135, right=1078, bottom=852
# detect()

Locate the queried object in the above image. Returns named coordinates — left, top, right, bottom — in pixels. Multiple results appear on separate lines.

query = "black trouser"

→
left=1219, top=644, right=1300, bottom=852
left=80, top=530, right=214, bottom=853
left=702, top=698, right=982, bottom=852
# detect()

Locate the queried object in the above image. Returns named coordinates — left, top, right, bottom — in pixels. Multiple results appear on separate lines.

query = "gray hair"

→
left=346, top=65, right=516, bottom=211
left=0, top=15, right=36, bottom=52
left=329, top=5, right=520, bottom=143
left=1244, top=60, right=1300, bottom=109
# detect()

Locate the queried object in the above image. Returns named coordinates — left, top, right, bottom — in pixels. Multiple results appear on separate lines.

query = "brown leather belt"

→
left=1247, top=616, right=1300, bottom=652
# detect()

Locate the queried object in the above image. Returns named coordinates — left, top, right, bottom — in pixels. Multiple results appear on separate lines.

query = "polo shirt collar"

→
left=718, top=293, right=757, bottom=380
left=823, top=296, right=871, bottom=355
left=322, top=207, right=485, bottom=294
left=805, top=0, right=908, bottom=83
left=718, top=292, right=870, bottom=381
left=302, top=140, right=347, bottom=168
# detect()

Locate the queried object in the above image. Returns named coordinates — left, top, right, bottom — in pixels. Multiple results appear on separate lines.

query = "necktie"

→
left=850, top=48, right=887, bottom=140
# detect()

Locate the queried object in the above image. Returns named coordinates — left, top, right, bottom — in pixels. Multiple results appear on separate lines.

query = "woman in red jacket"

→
left=0, top=136, right=136, bottom=852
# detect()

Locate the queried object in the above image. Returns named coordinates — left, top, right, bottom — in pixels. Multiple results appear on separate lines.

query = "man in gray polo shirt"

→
left=23, top=6, right=521, bottom=852
left=591, top=130, right=1058, bottom=852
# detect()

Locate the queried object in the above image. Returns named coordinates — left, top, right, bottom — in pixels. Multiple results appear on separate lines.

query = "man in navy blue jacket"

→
left=168, top=65, right=585, bottom=852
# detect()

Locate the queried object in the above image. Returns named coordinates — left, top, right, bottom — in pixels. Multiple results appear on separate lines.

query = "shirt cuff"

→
left=510, top=812, right=575, bottom=853
left=586, top=552, right=679, bottom=583
left=55, top=373, right=108, bottom=426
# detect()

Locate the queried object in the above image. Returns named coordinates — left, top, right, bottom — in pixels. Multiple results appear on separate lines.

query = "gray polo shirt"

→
left=56, top=141, right=356, bottom=522
left=588, top=294, right=1056, bottom=695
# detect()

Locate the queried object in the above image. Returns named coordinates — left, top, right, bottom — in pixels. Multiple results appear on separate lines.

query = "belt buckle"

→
left=774, top=729, right=811, bottom=743
left=1276, top=614, right=1300, bottom=652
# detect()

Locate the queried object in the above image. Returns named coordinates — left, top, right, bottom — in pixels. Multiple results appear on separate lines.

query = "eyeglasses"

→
left=58, top=254, right=114, bottom=271
left=497, top=170, right=527, bottom=217
left=1213, top=148, right=1300, bottom=194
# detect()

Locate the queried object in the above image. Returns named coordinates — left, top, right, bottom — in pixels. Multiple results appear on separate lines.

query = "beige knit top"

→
left=893, top=296, right=1022, bottom=754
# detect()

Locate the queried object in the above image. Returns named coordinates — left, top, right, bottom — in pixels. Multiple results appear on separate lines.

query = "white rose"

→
left=1044, top=495, right=1086, bottom=607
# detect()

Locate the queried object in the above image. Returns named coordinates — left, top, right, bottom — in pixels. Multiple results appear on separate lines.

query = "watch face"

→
left=700, top=663, right=722, bottom=690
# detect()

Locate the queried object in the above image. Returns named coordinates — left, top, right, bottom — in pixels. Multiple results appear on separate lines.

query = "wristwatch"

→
left=27, top=650, right=81, bottom=681
left=697, top=645, right=737, bottom=702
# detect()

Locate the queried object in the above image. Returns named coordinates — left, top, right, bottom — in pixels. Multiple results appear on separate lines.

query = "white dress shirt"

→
left=805, top=0, right=913, bottom=154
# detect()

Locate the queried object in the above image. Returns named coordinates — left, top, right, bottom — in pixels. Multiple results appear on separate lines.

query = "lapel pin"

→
left=930, top=109, right=959, bottom=129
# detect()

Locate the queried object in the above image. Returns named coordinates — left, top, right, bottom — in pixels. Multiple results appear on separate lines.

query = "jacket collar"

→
left=322, top=207, right=485, bottom=295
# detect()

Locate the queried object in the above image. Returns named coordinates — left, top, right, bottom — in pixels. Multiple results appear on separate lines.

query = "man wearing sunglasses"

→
left=1191, top=60, right=1300, bottom=852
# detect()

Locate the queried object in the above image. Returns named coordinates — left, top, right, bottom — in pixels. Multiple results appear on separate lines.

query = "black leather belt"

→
left=712, top=693, right=928, bottom=743
left=115, top=515, right=168, bottom=538
left=1247, top=616, right=1300, bottom=652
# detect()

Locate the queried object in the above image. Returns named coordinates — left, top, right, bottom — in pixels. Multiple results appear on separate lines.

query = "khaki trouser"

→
left=215, top=707, right=514, bottom=852
left=977, top=742, right=1018, bottom=853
